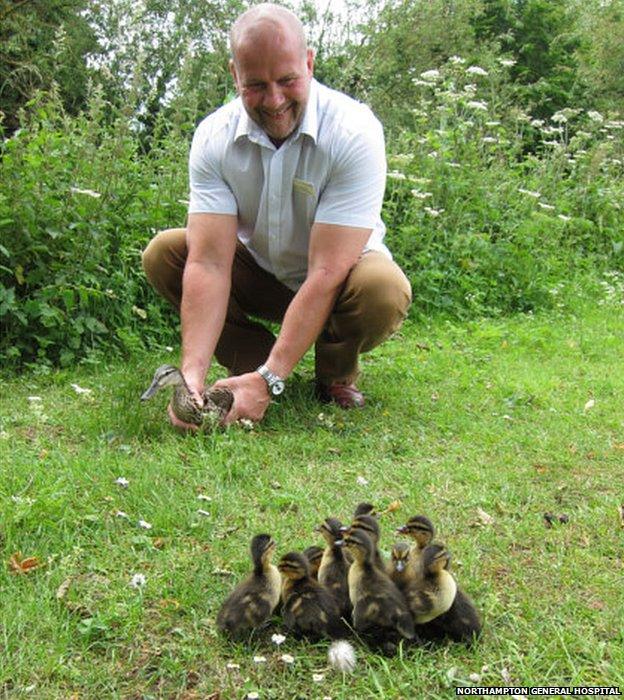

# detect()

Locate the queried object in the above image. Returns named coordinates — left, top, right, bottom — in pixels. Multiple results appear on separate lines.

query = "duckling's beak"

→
left=140, top=380, right=161, bottom=401
left=339, top=525, right=349, bottom=533
left=395, top=525, right=408, bottom=534
left=334, top=538, right=344, bottom=546
left=394, top=560, right=406, bottom=572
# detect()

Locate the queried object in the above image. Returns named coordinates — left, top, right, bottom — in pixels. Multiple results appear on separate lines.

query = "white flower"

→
left=115, top=477, right=129, bottom=488
left=463, top=83, right=477, bottom=93
left=558, top=214, right=571, bottom=222
left=226, top=662, right=240, bottom=671
left=412, top=79, right=433, bottom=87
left=247, top=693, right=260, bottom=700
left=530, top=119, right=545, bottom=127
left=70, top=187, right=101, bottom=198
left=356, top=475, right=369, bottom=486
left=238, top=418, right=255, bottom=430
left=587, top=110, right=604, bottom=123
left=482, top=137, right=498, bottom=144
left=387, top=170, right=406, bottom=180
left=70, top=383, right=92, bottom=395
left=138, top=519, right=152, bottom=529
left=27, top=396, right=42, bottom=402
left=410, top=190, right=433, bottom=200
left=466, top=100, right=488, bottom=111
left=197, top=509, right=210, bottom=517
left=280, top=653, right=295, bottom=665
left=469, top=672, right=481, bottom=682
left=584, top=398, right=595, bottom=412
left=486, top=121, right=501, bottom=127
left=538, top=203, right=555, bottom=211
left=271, top=633, right=286, bottom=645
left=424, top=207, right=444, bottom=217
left=312, top=673, right=325, bottom=682
left=129, top=573, right=146, bottom=588
left=466, top=65, right=488, bottom=76
left=165, top=346, right=174, bottom=352
left=116, top=511, right=129, bottom=519
left=551, top=112, right=568, bottom=123
left=518, top=188, right=541, bottom=198
left=253, top=655, right=267, bottom=664
left=197, top=494, right=212, bottom=502
left=448, top=55, right=466, bottom=64
left=499, top=58, right=516, bottom=67
left=420, top=69, right=441, bottom=81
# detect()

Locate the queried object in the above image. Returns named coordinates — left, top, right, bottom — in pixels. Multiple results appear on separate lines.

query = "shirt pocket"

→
left=292, top=178, right=317, bottom=227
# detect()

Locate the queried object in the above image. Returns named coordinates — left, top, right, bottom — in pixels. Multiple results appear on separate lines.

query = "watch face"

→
left=271, top=380, right=285, bottom=395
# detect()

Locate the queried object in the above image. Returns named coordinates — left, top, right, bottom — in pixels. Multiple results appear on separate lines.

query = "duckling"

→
left=404, top=543, right=457, bottom=624
left=277, top=551, right=346, bottom=640
left=316, top=518, right=352, bottom=620
left=303, top=545, right=324, bottom=580
left=216, top=534, right=281, bottom=639
left=396, top=514, right=435, bottom=557
left=345, top=514, right=385, bottom=569
left=353, top=502, right=377, bottom=518
left=141, top=364, right=233, bottom=427
left=344, top=529, right=416, bottom=654
left=388, top=540, right=412, bottom=581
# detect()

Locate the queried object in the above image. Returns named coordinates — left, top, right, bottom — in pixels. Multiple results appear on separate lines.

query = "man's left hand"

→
left=212, top=372, right=271, bottom=426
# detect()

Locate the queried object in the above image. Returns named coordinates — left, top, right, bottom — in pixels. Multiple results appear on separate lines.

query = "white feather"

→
left=327, top=640, right=357, bottom=673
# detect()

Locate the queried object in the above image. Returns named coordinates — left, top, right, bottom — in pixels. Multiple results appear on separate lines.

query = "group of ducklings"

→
left=217, top=503, right=482, bottom=656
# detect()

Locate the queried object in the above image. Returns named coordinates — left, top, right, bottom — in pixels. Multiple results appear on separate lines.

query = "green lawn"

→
left=1, top=304, right=623, bottom=699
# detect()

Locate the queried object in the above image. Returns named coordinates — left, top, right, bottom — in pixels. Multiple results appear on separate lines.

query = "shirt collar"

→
left=233, top=78, right=319, bottom=147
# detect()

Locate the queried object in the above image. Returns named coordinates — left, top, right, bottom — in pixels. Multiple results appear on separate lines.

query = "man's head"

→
left=229, top=3, right=314, bottom=144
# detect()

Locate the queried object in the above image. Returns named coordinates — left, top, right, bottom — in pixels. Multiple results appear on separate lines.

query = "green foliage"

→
left=0, top=87, right=190, bottom=367
left=382, top=58, right=624, bottom=318
left=0, top=0, right=99, bottom=132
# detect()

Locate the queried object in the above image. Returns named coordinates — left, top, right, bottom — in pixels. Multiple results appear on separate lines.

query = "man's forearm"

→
left=265, top=269, right=344, bottom=378
left=180, top=260, right=231, bottom=389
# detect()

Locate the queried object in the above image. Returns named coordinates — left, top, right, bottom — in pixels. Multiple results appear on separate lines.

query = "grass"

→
left=1, top=302, right=623, bottom=699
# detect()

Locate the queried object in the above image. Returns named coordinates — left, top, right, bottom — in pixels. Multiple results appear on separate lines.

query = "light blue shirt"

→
left=189, top=79, right=390, bottom=291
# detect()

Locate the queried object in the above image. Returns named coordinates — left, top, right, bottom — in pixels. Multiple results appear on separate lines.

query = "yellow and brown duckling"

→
left=302, top=545, right=324, bottom=580
left=278, top=551, right=346, bottom=640
left=396, top=515, right=435, bottom=556
left=344, top=529, right=416, bottom=654
left=345, top=514, right=385, bottom=570
left=402, top=543, right=457, bottom=625
left=141, top=364, right=233, bottom=428
left=216, top=534, right=281, bottom=639
left=316, top=517, right=352, bottom=621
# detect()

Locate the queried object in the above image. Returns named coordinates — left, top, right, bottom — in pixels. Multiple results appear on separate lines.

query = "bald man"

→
left=142, top=3, right=411, bottom=429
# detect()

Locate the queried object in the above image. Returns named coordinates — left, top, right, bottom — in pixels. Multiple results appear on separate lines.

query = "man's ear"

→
left=229, top=59, right=239, bottom=92
left=306, top=48, right=315, bottom=77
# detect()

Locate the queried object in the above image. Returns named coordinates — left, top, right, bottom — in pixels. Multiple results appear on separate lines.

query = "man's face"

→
left=231, top=32, right=314, bottom=144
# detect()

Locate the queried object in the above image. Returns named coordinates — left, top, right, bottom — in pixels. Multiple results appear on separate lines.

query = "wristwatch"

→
left=256, top=364, right=285, bottom=396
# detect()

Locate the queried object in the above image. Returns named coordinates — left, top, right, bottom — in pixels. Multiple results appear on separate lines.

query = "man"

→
left=142, top=3, right=411, bottom=429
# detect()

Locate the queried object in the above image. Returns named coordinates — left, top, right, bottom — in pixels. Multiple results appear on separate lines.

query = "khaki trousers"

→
left=142, top=228, right=412, bottom=384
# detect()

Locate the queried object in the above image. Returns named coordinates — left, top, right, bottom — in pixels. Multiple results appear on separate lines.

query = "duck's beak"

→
left=140, top=380, right=161, bottom=401
left=394, top=560, right=406, bottom=573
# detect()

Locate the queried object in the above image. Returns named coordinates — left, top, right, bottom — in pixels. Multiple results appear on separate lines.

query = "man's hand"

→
left=212, top=372, right=271, bottom=426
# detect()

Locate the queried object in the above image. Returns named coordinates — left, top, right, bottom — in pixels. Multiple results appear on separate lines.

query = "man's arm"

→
left=170, top=212, right=237, bottom=429
left=215, top=222, right=371, bottom=424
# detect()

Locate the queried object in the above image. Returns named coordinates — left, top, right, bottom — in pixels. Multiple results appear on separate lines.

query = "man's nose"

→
left=263, top=84, right=286, bottom=110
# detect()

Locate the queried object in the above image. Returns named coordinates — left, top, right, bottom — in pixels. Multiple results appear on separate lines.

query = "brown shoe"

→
left=316, top=382, right=365, bottom=409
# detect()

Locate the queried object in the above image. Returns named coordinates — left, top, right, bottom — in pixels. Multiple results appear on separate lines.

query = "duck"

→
left=277, top=551, right=346, bottom=640
left=141, top=364, right=233, bottom=428
left=316, top=517, right=352, bottom=620
left=426, top=585, right=483, bottom=644
left=344, top=529, right=416, bottom=654
left=345, top=514, right=385, bottom=570
left=396, top=514, right=436, bottom=557
left=216, top=534, right=281, bottom=639
left=302, top=545, right=324, bottom=580
left=401, top=543, right=457, bottom=624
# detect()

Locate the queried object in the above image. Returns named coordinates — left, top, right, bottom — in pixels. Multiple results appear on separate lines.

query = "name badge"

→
left=293, top=178, right=316, bottom=198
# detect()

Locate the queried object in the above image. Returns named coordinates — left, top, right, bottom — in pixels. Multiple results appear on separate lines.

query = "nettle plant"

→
left=382, top=56, right=624, bottom=318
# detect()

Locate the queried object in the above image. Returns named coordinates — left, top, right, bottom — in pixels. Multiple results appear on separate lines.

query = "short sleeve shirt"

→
left=188, top=79, right=390, bottom=291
